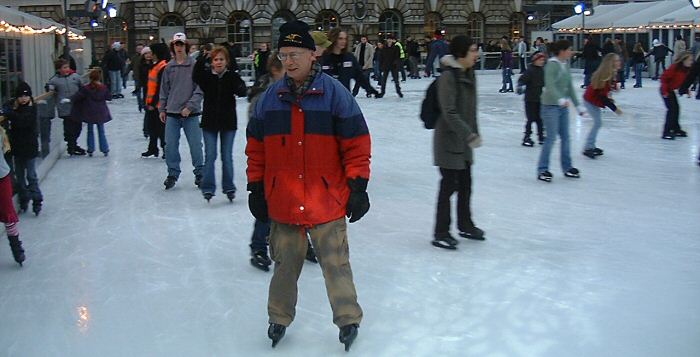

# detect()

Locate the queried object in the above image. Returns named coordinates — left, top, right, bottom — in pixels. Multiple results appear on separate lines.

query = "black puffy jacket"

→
left=4, top=101, right=38, bottom=158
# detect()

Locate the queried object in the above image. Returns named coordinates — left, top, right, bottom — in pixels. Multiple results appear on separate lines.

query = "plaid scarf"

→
left=286, top=62, right=321, bottom=96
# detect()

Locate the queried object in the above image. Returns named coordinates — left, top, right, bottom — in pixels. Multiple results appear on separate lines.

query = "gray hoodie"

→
left=47, top=72, right=82, bottom=117
left=159, top=56, right=203, bottom=115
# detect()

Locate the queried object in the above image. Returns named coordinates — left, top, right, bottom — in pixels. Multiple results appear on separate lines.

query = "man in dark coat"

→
left=102, top=42, right=126, bottom=98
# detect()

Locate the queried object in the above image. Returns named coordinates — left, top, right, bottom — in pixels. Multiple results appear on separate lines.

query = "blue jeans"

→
left=250, top=219, right=271, bottom=252
left=501, top=68, right=513, bottom=90
left=14, top=157, right=42, bottom=203
left=201, top=129, right=236, bottom=195
left=583, top=101, right=602, bottom=150
left=86, top=123, right=109, bottom=154
left=108, top=70, right=122, bottom=96
left=164, top=114, right=204, bottom=179
left=538, top=105, right=573, bottom=173
left=634, top=63, right=644, bottom=87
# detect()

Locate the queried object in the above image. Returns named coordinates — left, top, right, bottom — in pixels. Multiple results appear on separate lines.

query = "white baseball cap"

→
left=171, top=33, right=187, bottom=43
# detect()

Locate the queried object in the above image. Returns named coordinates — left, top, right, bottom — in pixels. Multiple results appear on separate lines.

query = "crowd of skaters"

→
left=0, top=19, right=699, bottom=352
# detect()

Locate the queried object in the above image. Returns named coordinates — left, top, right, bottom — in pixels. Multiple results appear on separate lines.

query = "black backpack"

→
left=420, top=78, right=440, bottom=129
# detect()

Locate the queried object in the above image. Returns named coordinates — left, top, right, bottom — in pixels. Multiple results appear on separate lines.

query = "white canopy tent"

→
left=553, top=0, right=699, bottom=31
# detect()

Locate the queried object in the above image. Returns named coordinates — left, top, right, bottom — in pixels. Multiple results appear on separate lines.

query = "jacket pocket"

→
left=444, top=131, right=466, bottom=154
left=321, top=176, right=343, bottom=206
left=266, top=176, right=277, bottom=200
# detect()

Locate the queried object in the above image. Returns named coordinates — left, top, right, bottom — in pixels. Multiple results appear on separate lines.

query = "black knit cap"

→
left=14, top=81, right=32, bottom=97
left=277, top=20, right=315, bottom=51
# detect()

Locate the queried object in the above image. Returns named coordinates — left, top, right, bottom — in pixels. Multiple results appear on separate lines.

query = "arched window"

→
left=315, top=10, right=340, bottom=32
left=159, top=13, right=184, bottom=27
left=379, top=9, right=402, bottom=40
left=228, top=11, right=253, bottom=57
left=272, top=10, right=296, bottom=49
left=158, top=13, right=184, bottom=44
left=467, top=12, right=484, bottom=45
left=107, top=17, right=128, bottom=49
left=425, top=12, right=441, bottom=37
left=510, top=12, right=525, bottom=39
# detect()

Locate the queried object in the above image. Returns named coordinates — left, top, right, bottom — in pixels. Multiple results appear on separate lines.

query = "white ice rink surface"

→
left=1, top=73, right=699, bottom=357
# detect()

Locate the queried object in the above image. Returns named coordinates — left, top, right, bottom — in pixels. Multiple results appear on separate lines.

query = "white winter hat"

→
left=171, top=32, right=187, bottom=44
left=140, top=46, right=151, bottom=55
left=112, top=41, right=121, bottom=50
left=652, top=39, right=660, bottom=46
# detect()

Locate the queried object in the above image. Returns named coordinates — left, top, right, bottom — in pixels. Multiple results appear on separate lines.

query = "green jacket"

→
left=433, top=55, right=479, bottom=168
left=540, top=58, right=579, bottom=107
left=396, top=42, right=406, bottom=59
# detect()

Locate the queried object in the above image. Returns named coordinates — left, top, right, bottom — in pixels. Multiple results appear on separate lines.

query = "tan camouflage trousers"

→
left=268, top=217, right=363, bottom=328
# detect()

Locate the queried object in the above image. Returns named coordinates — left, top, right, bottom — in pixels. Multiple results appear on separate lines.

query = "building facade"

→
left=8, top=0, right=630, bottom=59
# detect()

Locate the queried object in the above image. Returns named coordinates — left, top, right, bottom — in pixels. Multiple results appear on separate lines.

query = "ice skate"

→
left=305, top=241, right=318, bottom=263
left=564, top=168, right=580, bottom=178
left=7, top=235, right=25, bottom=266
left=194, top=174, right=203, bottom=187
left=339, top=323, right=359, bottom=351
left=268, top=323, right=286, bottom=347
left=522, top=135, right=534, bottom=147
left=203, top=192, right=213, bottom=202
left=225, top=190, right=236, bottom=202
left=538, top=171, right=552, bottom=182
left=18, top=199, right=28, bottom=213
left=141, top=149, right=159, bottom=158
left=583, top=148, right=597, bottom=159
left=459, top=226, right=485, bottom=241
left=432, top=233, right=458, bottom=250
left=163, top=176, right=177, bottom=190
left=593, top=148, right=604, bottom=156
left=250, top=249, right=271, bottom=272
left=32, top=200, right=42, bottom=216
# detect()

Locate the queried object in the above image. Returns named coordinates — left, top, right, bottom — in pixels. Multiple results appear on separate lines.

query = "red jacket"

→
left=583, top=82, right=617, bottom=111
left=246, top=72, right=371, bottom=227
left=660, top=63, right=691, bottom=97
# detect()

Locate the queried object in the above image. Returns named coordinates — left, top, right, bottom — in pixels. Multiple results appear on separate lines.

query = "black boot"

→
left=19, top=199, right=29, bottom=213
left=268, top=323, right=286, bottom=348
left=432, top=232, right=458, bottom=250
left=225, top=190, right=236, bottom=202
left=7, top=235, right=25, bottom=266
left=203, top=192, right=213, bottom=202
left=67, top=146, right=86, bottom=156
left=32, top=200, right=42, bottom=216
left=250, top=248, right=272, bottom=272
left=375, top=92, right=384, bottom=98
left=459, top=226, right=485, bottom=241
left=538, top=134, right=546, bottom=145
left=164, top=176, right=177, bottom=190
left=339, top=323, right=359, bottom=351
left=194, top=174, right=203, bottom=187
left=141, top=148, right=159, bottom=158
left=305, top=241, right=318, bottom=263
left=522, top=135, right=534, bottom=147
left=582, top=148, right=597, bottom=159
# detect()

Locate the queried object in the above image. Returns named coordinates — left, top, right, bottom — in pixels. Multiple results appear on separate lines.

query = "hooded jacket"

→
left=517, top=65, right=544, bottom=103
left=70, top=83, right=113, bottom=124
left=433, top=55, right=479, bottom=169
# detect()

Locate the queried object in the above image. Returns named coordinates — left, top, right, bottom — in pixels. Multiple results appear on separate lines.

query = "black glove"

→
left=346, top=178, right=370, bottom=223
left=247, top=181, right=268, bottom=221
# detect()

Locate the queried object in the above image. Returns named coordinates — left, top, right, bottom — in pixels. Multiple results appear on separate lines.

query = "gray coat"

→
left=47, top=73, right=83, bottom=118
left=433, top=55, right=479, bottom=169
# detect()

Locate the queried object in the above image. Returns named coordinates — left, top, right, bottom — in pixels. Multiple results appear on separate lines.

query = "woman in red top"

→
left=582, top=53, right=624, bottom=158
left=660, top=52, right=693, bottom=139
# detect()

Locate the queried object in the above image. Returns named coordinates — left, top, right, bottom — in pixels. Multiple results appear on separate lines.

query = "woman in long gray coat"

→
left=432, top=35, right=485, bottom=250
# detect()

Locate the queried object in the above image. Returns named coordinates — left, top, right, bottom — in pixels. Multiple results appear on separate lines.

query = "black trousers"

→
left=654, top=60, right=666, bottom=78
left=435, top=166, right=474, bottom=235
left=146, top=110, right=165, bottom=152
left=352, top=68, right=378, bottom=96
left=525, top=101, right=544, bottom=137
left=62, top=117, right=82, bottom=149
left=380, top=67, right=401, bottom=95
left=519, top=57, right=527, bottom=73
left=663, top=91, right=681, bottom=135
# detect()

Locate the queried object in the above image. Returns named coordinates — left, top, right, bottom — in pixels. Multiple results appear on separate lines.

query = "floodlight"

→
left=574, top=3, right=585, bottom=14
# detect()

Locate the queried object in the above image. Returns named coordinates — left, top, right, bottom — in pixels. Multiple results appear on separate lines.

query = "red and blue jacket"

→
left=246, top=71, right=371, bottom=227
